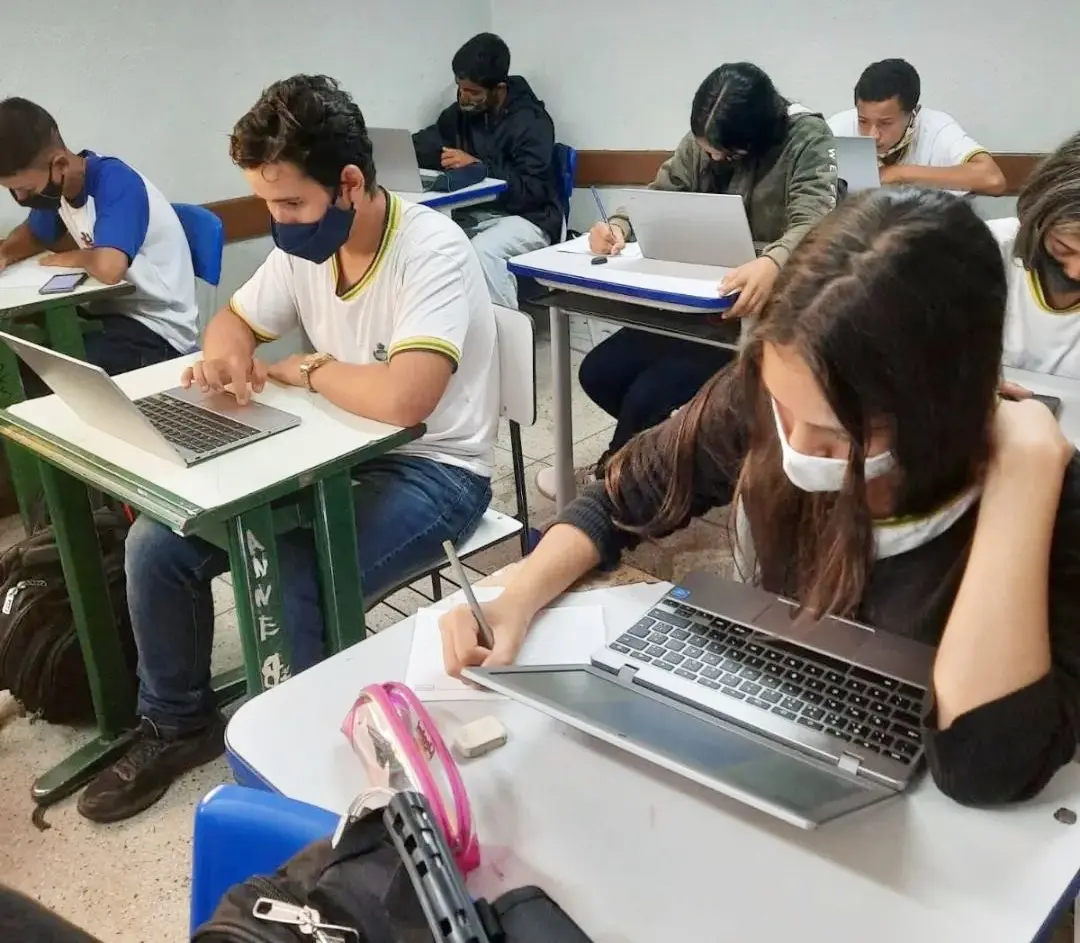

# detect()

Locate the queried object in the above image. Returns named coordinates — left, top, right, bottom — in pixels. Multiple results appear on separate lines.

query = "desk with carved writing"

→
left=0, top=354, right=420, bottom=807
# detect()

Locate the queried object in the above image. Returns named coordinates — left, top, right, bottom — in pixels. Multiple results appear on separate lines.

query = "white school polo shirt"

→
left=28, top=151, right=199, bottom=353
left=828, top=107, right=987, bottom=169
left=987, top=216, right=1080, bottom=380
left=230, top=193, right=499, bottom=477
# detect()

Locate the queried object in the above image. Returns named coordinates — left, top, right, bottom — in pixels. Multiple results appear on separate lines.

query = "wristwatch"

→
left=299, top=352, right=335, bottom=391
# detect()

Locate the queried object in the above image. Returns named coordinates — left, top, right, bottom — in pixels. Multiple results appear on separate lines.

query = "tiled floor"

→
left=0, top=330, right=735, bottom=941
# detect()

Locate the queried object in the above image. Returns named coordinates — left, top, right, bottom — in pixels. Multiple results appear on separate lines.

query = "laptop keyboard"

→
left=135, top=394, right=257, bottom=455
left=611, top=602, right=925, bottom=766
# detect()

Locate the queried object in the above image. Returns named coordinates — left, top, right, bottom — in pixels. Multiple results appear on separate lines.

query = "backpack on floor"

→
left=0, top=506, right=137, bottom=725
left=195, top=791, right=592, bottom=943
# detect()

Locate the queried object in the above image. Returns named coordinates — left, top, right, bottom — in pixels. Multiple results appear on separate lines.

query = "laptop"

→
left=464, top=570, right=934, bottom=829
left=0, top=332, right=301, bottom=467
left=623, top=190, right=756, bottom=268
left=1000, top=388, right=1063, bottom=417
left=834, top=136, right=881, bottom=195
left=368, top=127, right=440, bottom=193
left=1034, top=393, right=1063, bottom=417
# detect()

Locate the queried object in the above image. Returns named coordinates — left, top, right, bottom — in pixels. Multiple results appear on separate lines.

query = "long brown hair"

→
left=607, top=187, right=1006, bottom=616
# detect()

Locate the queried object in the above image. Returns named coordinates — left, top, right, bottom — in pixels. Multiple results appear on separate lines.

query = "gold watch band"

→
left=302, top=353, right=334, bottom=392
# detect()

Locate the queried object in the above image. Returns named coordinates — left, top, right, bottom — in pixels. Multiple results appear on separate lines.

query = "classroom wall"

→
left=0, top=0, right=490, bottom=332
left=490, top=0, right=1079, bottom=153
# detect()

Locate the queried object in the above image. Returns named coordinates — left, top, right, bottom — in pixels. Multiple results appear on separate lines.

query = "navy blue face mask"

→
left=271, top=191, right=355, bottom=264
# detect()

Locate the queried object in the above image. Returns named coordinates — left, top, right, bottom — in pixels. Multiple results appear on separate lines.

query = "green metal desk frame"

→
left=0, top=284, right=134, bottom=525
left=0, top=409, right=422, bottom=807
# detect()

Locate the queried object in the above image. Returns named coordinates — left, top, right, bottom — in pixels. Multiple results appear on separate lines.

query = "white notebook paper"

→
left=0, top=258, right=83, bottom=290
left=405, top=595, right=606, bottom=701
left=554, top=233, right=643, bottom=259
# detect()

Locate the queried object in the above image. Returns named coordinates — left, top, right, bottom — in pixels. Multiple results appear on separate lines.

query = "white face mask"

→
left=772, top=399, right=896, bottom=493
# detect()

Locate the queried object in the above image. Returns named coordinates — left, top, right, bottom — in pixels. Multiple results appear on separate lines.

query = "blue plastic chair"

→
left=552, top=143, right=578, bottom=236
left=172, top=202, right=224, bottom=286
left=189, top=784, right=337, bottom=933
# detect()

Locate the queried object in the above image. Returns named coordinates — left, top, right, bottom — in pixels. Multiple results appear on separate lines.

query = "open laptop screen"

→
left=476, top=666, right=885, bottom=824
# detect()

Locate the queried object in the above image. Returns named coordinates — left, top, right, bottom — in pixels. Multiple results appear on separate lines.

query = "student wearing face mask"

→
left=539, top=63, right=836, bottom=500
left=0, top=97, right=198, bottom=377
left=412, top=32, right=561, bottom=309
left=74, top=75, right=498, bottom=825
left=986, top=131, right=1080, bottom=380
left=446, top=187, right=1080, bottom=806
left=828, top=59, right=1006, bottom=196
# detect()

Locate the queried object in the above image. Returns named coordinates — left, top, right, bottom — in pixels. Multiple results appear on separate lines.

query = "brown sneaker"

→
left=535, top=465, right=597, bottom=502
left=77, top=714, right=226, bottom=823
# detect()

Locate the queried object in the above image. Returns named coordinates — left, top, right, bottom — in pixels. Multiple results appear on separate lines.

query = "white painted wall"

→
left=3, top=0, right=1064, bottom=308
left=491, top=0, right=1080, bottom=153
left=0, top=0, right=485, bottom=230
left=0, top=0, right=489, bottom=343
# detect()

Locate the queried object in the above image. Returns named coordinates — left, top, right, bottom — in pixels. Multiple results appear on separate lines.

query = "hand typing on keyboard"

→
left=182, top=354, right=268, bottom=405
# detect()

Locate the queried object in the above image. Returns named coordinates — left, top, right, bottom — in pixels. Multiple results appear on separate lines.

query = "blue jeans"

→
left=458, top=211, right=550, bottom=309
left=125, top=455, right=491, bottom=733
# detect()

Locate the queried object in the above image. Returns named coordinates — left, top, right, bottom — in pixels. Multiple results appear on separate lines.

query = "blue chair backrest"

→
left=552, top=143, right=577, bottom=226
left=173, top=202, right=224, bottom=286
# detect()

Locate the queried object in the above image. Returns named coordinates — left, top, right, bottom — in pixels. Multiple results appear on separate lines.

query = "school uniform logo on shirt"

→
left=373, top=342, right=388, bottom=362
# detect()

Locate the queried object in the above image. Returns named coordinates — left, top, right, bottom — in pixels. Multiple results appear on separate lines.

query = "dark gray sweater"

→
left=558, top=418, right=1080, bottom=807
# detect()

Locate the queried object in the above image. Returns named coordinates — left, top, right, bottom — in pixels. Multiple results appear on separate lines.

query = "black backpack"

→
left=0, top=506, right=137, bottom=725
left=195, top=792, right=592, bottom=943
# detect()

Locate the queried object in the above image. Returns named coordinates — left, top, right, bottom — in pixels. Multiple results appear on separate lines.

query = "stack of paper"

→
left=405, top=589, right=606, bottom=701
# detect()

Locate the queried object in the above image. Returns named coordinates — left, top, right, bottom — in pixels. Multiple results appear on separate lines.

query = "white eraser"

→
left=453, top=716, right=508, bottom=759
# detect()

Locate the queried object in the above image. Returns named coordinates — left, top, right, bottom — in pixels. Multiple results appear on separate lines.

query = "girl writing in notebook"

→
left=441, top=187, right=1080, bottom=805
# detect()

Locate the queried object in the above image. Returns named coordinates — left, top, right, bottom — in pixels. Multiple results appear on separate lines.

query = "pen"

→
left=590, top=186, right=617, bottom=264
left=590, top=185, right=615, bottom=239
left=442, top=540, right=496, bottom=650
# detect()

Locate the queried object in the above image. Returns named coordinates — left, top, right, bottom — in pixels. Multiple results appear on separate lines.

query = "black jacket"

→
left=413, top=76, right=562, bottom=244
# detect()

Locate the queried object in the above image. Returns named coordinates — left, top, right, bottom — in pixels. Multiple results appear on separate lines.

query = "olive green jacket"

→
left=611, top=105, right=837, bottom=267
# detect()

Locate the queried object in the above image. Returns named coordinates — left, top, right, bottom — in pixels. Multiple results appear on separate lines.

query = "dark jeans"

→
left=21, top=312, right=180, bottom=398
left=125, top=454, right=491, bottom=733
left=579, top=328, right=735, bottom=467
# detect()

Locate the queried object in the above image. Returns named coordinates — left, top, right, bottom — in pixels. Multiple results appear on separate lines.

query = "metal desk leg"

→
left=549, top=305, right=576, bottom=512
left=0, top=340, right=41, bottom=527
left=227, top=505, right=294, bottom=695
left=311, top=471, right=366, bottom=654
left=31, top=463, right=136, bottom=806
left=43, top=304, right=87, bottom=359
left=0, top=303, right=87, bottom=529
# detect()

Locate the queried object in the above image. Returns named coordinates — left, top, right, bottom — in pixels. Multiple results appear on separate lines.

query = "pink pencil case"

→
left=340, top=681, right=480, bottom=874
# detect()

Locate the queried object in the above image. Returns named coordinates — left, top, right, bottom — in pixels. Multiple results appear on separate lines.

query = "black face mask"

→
left=1036, top=248, right=1080, bottom=298
left=10, top=161, right=63, bottom=210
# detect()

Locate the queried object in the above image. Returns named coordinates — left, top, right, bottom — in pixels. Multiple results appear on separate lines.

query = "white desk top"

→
left=0, top=257, right=131, bottom=315
left=508, top=238, right=736, bottom=314
left=4, top=354, right=410, bottom=523
left=402, top=177, right=507, bottom=212
left=1004, top=366, right=1080, bottom=445
left=226, top=581, right=1080, bottom=943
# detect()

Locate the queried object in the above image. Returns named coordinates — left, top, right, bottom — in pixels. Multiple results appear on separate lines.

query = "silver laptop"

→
left=835, top=136, right=881, bottom=195
left=369, top=127, right=440, bottom=193
left=465, top=570, right=933, bottom=829
left=624, top=190, right=756, bottom=267
left=1, top=332, right=300, bottom=467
